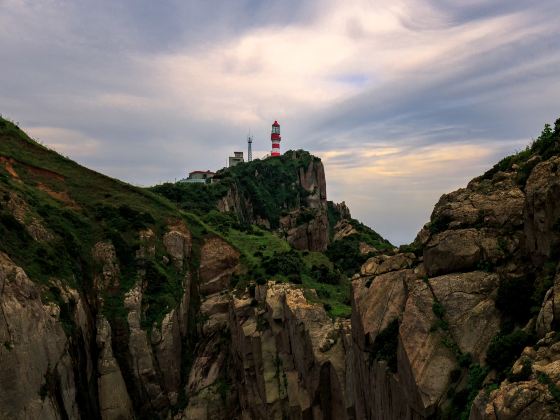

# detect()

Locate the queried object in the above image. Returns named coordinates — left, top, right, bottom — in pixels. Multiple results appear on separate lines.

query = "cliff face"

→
left=2, top=115, right=560, bottom=420
left=216, top=151, right=330, bottom=252
left=349, top=122, right=560, bottom=419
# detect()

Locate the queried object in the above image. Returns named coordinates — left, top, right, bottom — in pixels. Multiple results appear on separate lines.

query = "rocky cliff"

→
left=2, top=115, right=560, bottom=420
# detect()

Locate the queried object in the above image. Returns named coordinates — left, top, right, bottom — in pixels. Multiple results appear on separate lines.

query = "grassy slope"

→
left=0, top=117, right=197, bottom=327
left=0, top=117, right=357, bottom=318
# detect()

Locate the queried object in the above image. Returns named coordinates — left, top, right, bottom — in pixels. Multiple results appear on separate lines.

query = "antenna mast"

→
left=247, top=134, right=253, bottom=162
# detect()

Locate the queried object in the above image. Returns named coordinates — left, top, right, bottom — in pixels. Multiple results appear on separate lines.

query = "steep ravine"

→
left=2, top=116, right=560, bottom=419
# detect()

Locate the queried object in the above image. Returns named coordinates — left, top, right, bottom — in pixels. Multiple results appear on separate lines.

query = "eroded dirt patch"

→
left=37, top=183, right=80, bottom=209
left=0, top=156, right=20, bottom=179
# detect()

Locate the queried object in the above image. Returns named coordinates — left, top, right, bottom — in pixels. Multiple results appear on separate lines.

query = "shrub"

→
left=369, top=318, right=399, bottom=373
left=509, top=358, right=532, bottom=382
left=429, top=213, right=452, bottom=234
left=311, top=264, right=341, bottom=285
left=325, top=236, right=368, bottom=276
left=486, top=330, right=531, bottom=374
left=287, top=273, right=302, bottom=284
left=432, top=301, right=445, bottom=319
left=537, top=372, right=560, bottom=402
left=262, top=250, right=304, bottom=277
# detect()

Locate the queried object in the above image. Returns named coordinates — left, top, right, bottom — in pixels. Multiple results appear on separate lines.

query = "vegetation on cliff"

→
left=481, top=118, right=560, bottom=185
left=151, top=148, right=391, bottom=317
left=152, top=149, right=318, bottom=228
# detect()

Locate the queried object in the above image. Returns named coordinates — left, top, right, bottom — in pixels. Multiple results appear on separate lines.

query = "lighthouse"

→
left=271, top=120, right=281, bottom=157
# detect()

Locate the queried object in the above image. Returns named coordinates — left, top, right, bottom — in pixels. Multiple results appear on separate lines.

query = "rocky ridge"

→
left=1, top=116, right=560, bottom=419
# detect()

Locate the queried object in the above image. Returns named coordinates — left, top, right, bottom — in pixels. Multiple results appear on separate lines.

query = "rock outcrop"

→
left=0, top=252, right=80, bottom=419
left=217, top=152, right=331, bottom=251
left=2, top=115, right=560, bottom=420
left=471, top=332, right=560, bottom=419
left=229, top=282, right=353, bottom=419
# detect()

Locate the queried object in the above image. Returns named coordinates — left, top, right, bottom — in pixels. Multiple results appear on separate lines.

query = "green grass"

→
left=0, top=116, right=200, bottom=332
left=481, top=119, right=560, bottom=184
left=302, top=275, right=352, bottom=318
left=226, top=225, right=290, bottom=267
left=0, top=116, right=356, bottom=331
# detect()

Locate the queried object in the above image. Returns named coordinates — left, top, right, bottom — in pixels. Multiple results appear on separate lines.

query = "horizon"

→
left=1, top=0, right=560, bottom=245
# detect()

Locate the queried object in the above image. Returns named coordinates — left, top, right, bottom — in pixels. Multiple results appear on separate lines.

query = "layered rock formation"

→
left=2, top=115, right=560, bottom=420
left=217, top=151, right=330, bottom=251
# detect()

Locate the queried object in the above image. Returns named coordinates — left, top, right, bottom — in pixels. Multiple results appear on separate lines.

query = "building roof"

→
left=272, top=120, right=280, bottom=127
left=189, top=170, right=215, bottom=175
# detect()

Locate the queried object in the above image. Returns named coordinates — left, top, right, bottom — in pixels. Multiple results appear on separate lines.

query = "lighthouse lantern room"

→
left=271, top=120, right=281, bottom=157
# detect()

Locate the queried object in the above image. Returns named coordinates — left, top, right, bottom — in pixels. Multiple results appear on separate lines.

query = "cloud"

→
left=1, top=0, right=559, bottom=244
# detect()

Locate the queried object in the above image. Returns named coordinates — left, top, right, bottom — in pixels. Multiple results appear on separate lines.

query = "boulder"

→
left=424, top=229, right=481, bottom=276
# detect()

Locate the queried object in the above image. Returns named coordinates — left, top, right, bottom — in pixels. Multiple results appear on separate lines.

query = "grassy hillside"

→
left=151, top=150, right=318, bottom=228
left=0, top=117, right=205, bottom=330
left=481, top=119, right=560, bottom=186
left=0, top=117, right=360, bottom=318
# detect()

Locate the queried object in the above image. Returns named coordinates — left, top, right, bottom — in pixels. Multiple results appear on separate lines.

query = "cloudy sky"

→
left=1, top=0, right=559, bottom=244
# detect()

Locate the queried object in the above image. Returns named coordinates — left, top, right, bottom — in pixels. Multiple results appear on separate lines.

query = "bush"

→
left=203, top=210, right=239, bottom=233
left=537, top=372, right=560, bottom=402
left=325, top=236, right=368, bottom=276
left=429, top=214, right=452, bottom=235
left=509, top=358, right=532, bottom=382
left=311, top=264, right=341, bottom=285
left=369, top=318, right=399, bottom=373
left=486, top=330, right=531, bottom=374
left=432, top=301, right=445, bottom=319
left=287, top=273, right=302, bottom=284
left=262, top=250, right=304, bottom=277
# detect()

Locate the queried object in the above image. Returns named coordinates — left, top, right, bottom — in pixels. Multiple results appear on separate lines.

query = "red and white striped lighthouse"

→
left=271, top=120, right=281, bottom=157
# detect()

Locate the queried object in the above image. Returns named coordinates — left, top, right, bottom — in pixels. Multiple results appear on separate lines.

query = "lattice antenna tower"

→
left=247, top=133, right=253, bottom=162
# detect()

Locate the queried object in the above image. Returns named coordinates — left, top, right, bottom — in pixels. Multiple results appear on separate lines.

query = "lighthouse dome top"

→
left=272, top=121, right=280, bottom=127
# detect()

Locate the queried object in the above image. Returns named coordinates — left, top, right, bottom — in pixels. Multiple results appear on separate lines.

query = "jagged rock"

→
left=359, top=241, right=377, bottom=255
left=524, top=156, right=560, bottom=264
left=352, top=258, right=501, bottom=418
left=4, top=192, right=53, bottom=241
left=230, top=282, right=352, bottom=419
left=283, top=209, right=330, bottom=251
left=398, top=280, right=457, bottom=415
left=124, top=281, right=169, bottom=411
left=137, top=228, right=156, bottom=259
left=163, top=222, right=192, bottom=270
left=0, top=252, right=78, bottom=420
left=96, top=316, right=134, bottom=420
left=536, top=273, right=560, bottom=337
left=92, top=241, right=120, bottom=291
left=333, top=219, right=358, bottom=242
left=432, top=175, right=525, bottom=230
left=333, top=201, right=351, bottom=219
left=471, top=332, right=560, bottom=419
left=298, top=157, right=327, bottom=209
left=199, top=237, right=240, bottom=296
left=429, top=271, right=500, bottom=362
left=360, top=253, right=416, bottom=277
